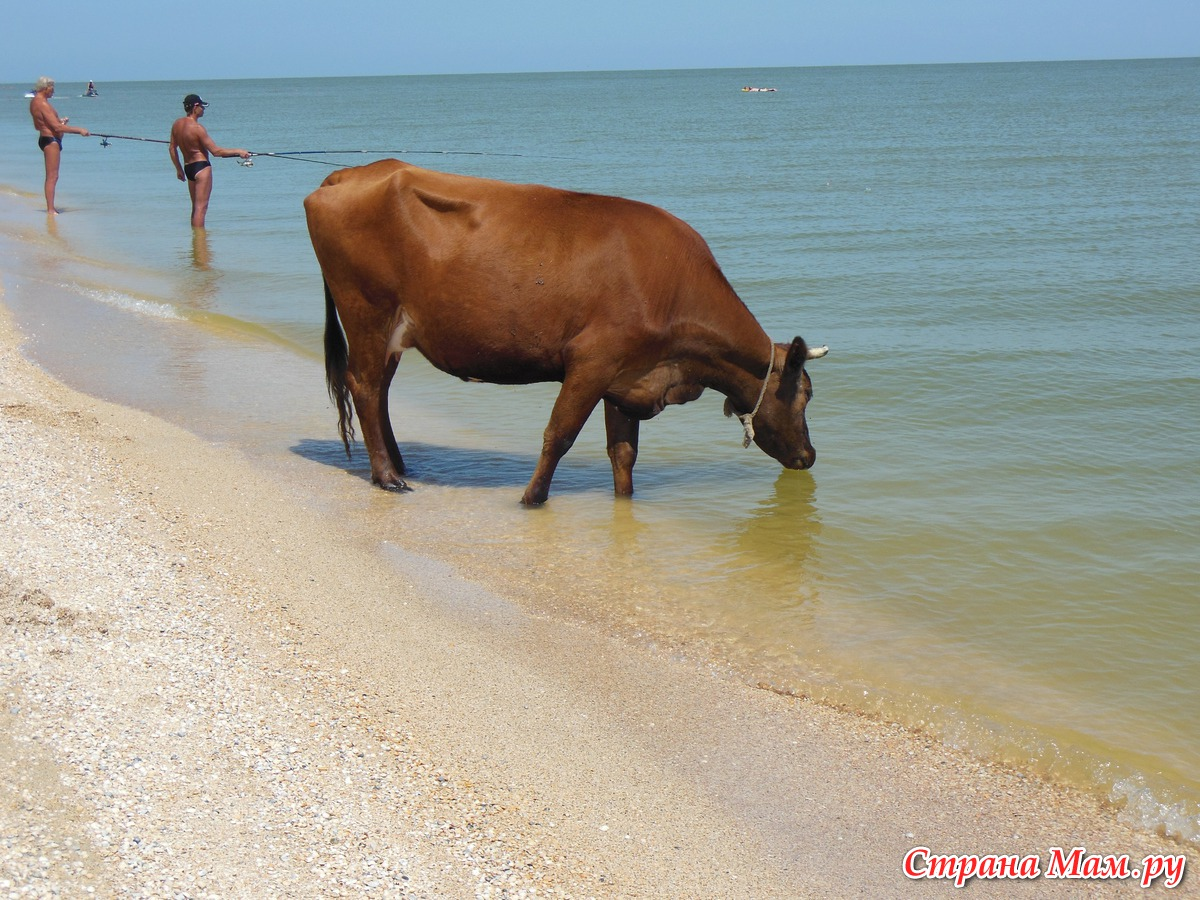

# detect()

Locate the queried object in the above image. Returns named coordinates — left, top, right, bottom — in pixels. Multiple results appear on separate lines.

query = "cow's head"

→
left=726, top=336, right=827, bottom=470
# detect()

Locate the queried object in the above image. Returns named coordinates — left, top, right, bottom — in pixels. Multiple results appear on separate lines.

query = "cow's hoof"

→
left=374, top=474, right=411, bottom=493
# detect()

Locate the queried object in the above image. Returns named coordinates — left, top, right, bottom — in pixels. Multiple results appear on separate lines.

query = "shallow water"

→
left=2, top=59, right=1198, bottom=841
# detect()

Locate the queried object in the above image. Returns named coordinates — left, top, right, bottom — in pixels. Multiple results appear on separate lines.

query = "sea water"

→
left=1, top=59, right=1197, bottom=841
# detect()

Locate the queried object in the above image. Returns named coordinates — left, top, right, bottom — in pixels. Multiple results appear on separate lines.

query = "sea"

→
left=1, top=58, right=1197, bottom=843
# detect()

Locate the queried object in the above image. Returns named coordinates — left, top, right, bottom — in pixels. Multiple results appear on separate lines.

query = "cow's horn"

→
left=807, top=345, right=829, bottom=360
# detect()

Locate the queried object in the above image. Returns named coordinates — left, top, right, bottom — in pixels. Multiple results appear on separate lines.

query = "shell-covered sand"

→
left=0, top=301, right=1192, bottom=897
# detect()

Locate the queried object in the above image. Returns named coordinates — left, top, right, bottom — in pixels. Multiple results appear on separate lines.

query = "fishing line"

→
left=261, top=148, right=534, bottom=159
left=246, top=148, right=573, bottom=167
left=242, top=153, right=341, bottom=168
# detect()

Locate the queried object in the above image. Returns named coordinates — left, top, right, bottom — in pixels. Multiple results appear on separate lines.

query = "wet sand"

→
left=0, top=289, right=1193, bottom=896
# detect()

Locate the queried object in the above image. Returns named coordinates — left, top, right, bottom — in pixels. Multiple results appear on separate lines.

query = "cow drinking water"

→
left=304, top=160, right=827, bottom=505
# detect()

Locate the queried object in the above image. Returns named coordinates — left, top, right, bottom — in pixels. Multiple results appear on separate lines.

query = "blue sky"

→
left=4, top=0, right=1196, bottom=84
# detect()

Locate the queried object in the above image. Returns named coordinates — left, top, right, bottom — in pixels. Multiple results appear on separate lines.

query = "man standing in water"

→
left=29, top=76, right=90, bottom=214
left=168, top=94, right=250, bottom=229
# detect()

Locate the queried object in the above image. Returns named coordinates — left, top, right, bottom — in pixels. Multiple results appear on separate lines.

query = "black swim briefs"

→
left=38, top=135, right=62, bottom=151
left=184, top=159, right=212, bottom=181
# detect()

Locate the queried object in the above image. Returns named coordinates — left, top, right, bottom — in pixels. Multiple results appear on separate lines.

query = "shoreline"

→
left=0, top=287, right=1194, bottom=897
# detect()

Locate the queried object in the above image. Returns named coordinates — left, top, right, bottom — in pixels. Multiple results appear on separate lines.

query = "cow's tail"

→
left=323, top=278, right=355, bottom=458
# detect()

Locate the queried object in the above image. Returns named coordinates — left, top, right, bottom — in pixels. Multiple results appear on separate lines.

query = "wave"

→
left=70, top=285, right=184, bottom=320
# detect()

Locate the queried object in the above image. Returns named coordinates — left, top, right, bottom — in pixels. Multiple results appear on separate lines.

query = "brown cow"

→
left=304, top=160, right=827, bottom=505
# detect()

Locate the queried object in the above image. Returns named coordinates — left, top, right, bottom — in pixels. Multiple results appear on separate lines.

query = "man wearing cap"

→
left=168, top=94, right=250, bottom=228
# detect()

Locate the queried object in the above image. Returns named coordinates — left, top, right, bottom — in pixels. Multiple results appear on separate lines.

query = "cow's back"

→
left=306, top=160, right=740, bottom=383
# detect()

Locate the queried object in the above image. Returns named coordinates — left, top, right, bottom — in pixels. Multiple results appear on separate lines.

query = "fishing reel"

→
left=238, top=157, right=254, bottom=167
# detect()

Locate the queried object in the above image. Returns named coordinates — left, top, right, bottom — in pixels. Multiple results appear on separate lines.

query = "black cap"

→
left=183, top=94, right=208, bottom=111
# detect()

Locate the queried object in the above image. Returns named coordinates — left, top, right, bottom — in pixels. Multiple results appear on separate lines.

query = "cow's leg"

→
left=345, top=337, right=408, bottom=491
left=522, top=368, right=608, bottom=506
left=377, top=352, right=407, bottom=477
left=603, top=400, right=639, bottom=497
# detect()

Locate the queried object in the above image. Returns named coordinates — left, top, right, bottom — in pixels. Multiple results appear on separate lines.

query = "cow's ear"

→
left=784, top=336, right=809, bottom=373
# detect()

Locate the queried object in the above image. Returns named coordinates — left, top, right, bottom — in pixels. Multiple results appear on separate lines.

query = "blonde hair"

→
left=34, top=76, right=55, bottom=92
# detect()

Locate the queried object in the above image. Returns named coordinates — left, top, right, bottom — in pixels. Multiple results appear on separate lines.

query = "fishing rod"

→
left=93, top=133, right=277, bottom=168
left=94, top=133, right=169, bottom=148
left=92, top=134, right=565, bottom=166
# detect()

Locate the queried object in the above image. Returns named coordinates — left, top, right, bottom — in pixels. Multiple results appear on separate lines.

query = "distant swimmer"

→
left=168, top=93, right=250, bottom=229
left=29, top=76, right=91, bottom=214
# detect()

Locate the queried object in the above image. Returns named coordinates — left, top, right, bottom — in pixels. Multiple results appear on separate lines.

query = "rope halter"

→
left=738, top=339, right=776, bottom=448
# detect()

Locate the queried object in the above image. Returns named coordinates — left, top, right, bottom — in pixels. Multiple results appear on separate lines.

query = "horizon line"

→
left=4, top=54, right=1195, bottom=87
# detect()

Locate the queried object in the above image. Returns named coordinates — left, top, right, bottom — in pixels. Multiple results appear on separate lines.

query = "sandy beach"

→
left=0, top=284, right=1193, bottom=897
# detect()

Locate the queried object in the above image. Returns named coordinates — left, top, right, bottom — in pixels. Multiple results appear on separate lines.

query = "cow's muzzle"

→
left=786, top=448, right=816, bottom=470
